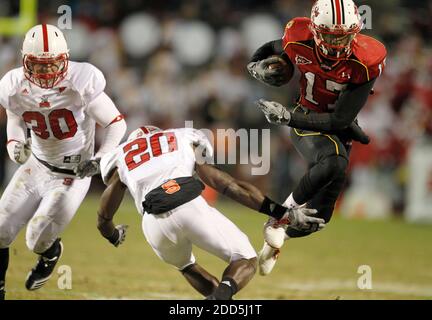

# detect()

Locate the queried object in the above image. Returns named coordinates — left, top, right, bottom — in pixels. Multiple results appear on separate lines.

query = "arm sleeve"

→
left=6, top=110, right=27, bottom=163
left=100, top=149, right=119, bottom=185
left=289, top=79, right=376, bottom=131
left=86, top=92, right=127, bottom=158
left=79, top=63, right=107, bottom=105
left=249, top=39, right=285, bottom=63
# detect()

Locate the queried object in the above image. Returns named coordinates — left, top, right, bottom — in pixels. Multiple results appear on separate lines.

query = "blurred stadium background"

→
left=1, top=0, right=432, bottom=299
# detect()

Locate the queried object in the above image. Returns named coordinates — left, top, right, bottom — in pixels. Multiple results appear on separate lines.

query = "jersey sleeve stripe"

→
left=107, top=114, right=125, bottom=127
left=284, top=41, right=314, bottom=51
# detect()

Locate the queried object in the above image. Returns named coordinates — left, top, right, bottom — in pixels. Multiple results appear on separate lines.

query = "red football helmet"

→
left=127, top=126, right=162, bottom=141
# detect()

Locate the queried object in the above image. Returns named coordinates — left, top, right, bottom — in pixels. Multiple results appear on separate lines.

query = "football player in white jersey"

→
left=0, top=24, right=127, bottom=299
left=97, top=126, right=324, bottom=300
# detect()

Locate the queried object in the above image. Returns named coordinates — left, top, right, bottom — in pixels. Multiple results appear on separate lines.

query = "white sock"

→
left=283, top=193, right=301, bottom=209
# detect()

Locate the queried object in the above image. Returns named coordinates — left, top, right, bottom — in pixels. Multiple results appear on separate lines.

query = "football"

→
left=267, top=55, right=294, bottom=85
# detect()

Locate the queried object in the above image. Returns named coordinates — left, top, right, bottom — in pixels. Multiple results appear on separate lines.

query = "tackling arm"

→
left=195, top=163, right=286, bottom=219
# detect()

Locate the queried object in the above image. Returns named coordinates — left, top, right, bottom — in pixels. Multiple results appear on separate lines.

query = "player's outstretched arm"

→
left=195, top=163, right=325, bottom=230
left=196, top=163, right=265, bottom=212
left=257, top=79, right=376, bottom=132
left=196, top=163, right=290, bottom=221
left=97, top=169, right=128, bottom=247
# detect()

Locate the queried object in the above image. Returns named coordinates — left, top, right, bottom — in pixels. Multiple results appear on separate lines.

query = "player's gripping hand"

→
left=257, top=99, right=291, bottom=125
left=284, top=207, right=326, bottom=233
left=247, top=56, right=288, bottom=86
left=97, top=216, right=129, bottom=247
left=74, top=158, right=101, bottom=178
left=13, top=139, right=31, bottom=164
left=346, top=121, right=370, bottom=145
left=106, top=225, right=128, bottom=247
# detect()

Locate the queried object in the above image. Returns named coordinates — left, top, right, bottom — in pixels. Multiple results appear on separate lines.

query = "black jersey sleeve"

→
left=249, top=39, right=286, bottom=62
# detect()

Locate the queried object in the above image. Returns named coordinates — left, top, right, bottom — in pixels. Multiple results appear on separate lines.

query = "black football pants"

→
left=286, top=125, right=351, bottom=238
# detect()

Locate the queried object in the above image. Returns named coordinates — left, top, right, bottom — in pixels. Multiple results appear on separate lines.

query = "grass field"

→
left=4, top=194, right=432, bottom=300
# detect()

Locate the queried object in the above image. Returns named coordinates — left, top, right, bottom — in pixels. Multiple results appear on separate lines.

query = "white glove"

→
left=282, top=207, right=326, bottom=233
left=107, top=225, right=129, bottom=247
left=13, top=140, right=31, bottom=165
left=74, top=158, right=101, bottom=178
left=256, top=99, right=292, bottom=125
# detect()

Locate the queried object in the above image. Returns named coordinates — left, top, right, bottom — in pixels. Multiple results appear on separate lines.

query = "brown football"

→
left=267, top=55, right=294, bottom=84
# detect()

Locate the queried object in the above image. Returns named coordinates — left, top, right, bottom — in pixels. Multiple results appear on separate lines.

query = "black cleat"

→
left=25, top=240, right=63, bottom=291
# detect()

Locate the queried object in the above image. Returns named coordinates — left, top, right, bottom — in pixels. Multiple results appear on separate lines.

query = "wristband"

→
left=259, top=196, right=287, bottom=220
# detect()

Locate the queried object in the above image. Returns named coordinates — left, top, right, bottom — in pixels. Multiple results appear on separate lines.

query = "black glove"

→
left=336, top=120, right=370, bottom=144
left=106, top=225, right=128, bottom=247
left=74, top=158, right=101, bottom=178
left=247, top=56, right=289, bottom=87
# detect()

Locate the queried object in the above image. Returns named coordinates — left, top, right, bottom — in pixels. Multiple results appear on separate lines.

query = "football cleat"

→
left=263, top=217, right=288, bottom=249
left=258, top=242, right=281, bottom=276
left=25, top=240, right=63, bottom=291
left=258, top=217, right=290, bottom=276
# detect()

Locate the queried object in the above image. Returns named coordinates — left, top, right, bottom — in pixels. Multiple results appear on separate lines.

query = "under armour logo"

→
left=341, top=72, right=351, bottom=79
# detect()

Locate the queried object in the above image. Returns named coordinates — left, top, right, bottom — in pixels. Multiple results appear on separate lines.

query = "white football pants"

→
left=0, top=156, right=91, bottom=253
left=142, top=196, right=257, bottom=270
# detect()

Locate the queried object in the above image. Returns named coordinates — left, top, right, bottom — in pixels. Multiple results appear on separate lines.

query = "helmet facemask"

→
left=310, top=22, right=360, bottom=60
left=23, top=53, right=69, bottom=89
left=309, top=0, right=363, bottom=61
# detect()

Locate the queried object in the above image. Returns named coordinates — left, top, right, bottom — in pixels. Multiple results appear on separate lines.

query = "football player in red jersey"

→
left=247, top=0, right=387, bottom=275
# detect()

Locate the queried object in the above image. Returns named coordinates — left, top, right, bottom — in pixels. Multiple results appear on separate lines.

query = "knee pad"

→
left=25, top=216, right=54, bottom=253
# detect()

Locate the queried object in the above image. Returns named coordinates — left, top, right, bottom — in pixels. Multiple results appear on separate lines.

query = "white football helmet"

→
left=22, top=24, right=70, bottom=88
left=127, top=126, right=162, bottom=141
left=310, top=0, right=362, bottom=60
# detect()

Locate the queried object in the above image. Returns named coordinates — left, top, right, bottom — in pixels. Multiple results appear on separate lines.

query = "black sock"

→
left=212, top=277, right=238, bottom=300
left=41, top=239, right=61, bottom=259
left=0, top=248, right=9, bottom=286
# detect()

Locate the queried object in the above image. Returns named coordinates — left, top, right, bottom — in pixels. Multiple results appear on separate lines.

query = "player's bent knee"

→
left=26, top=235, right=54, bottom=254
left=321, top=155, right=348, bottom=180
